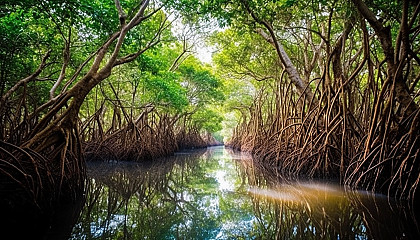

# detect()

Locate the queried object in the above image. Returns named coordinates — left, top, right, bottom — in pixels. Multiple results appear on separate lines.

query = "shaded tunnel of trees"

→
left=0, top=0, right=419, bottom=219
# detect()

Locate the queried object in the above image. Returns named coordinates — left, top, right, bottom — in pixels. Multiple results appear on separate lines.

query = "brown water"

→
left=69, top=146, right=420, bottom=239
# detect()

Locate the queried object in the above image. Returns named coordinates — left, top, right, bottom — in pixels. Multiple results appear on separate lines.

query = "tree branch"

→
left=114, top=0, right=127, bottom=25
left=1, top=50, right=51, bottom=111
left=115, top=13, right=170, bottom=67
left=240, top=0, right=317, bottom=106
left=50, top=28, right=71, bottom=99
left=351, top=0, right=394, bottom=64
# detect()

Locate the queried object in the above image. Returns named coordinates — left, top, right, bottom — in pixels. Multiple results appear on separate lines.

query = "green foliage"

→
left=144, top=71, right=189, bottom=111
left=191, top=109, right=223, bottom=132
left=174, top=57, right=225, bottom=134
left=0, top=4, right=48, bottom=80
left=179, top=62, right=225, bottom=106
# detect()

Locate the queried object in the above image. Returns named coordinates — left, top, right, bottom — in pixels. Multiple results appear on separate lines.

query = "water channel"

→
left=70, top=146, right=420, bottom=239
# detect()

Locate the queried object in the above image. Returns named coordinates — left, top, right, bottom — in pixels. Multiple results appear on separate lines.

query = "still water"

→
left=71, top=146, right=420, bottom=239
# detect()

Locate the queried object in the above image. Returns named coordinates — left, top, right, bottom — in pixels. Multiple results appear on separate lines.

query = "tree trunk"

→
left=352, top=0, right=418, bottom=117
left=240, top=0, right=318, bottom=107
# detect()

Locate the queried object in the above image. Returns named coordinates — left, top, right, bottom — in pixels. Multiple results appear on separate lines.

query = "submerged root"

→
left=227, top=100, right=419, bottom=200
left=84, top=122, right=177, bottom=162
left=0, top=139, right=85, bottom=208
left=346, top=109, right=420, bottom=199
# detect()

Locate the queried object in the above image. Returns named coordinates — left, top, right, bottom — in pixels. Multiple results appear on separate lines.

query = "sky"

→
left=168, top=12, right=220, bottom=65
left=195, top=43, right=215, bottom=64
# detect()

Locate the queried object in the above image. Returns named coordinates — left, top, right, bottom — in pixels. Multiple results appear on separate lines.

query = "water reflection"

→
left=71, top=146, right=419, bottom=239
left=234, top=149, right=420, bottom=239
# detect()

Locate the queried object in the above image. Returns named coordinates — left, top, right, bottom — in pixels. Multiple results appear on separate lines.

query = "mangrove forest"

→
left=0, top=0, right=419, bottom=239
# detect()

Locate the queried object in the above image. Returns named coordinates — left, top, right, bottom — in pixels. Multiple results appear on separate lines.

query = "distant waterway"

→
left=70, top=146, right=420, bottom=239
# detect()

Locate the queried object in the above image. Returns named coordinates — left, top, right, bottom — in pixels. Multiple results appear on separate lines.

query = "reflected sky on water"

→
left=71, top=146, right=420, bottom=239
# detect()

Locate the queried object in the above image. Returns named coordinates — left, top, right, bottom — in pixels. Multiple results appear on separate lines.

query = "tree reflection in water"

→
left=235, top=148, right=420, bottom=239
left=71, top=146, right=419, bottom=239
left=71, top=148, right=220, bottom=239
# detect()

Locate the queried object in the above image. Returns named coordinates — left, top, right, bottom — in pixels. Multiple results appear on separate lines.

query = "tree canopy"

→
left=0, top=0, right=419, bottom=216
